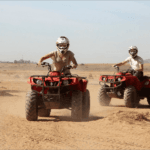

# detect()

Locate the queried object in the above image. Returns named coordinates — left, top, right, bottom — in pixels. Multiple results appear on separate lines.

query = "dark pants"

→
left=133, top=71, right=143, bottom=81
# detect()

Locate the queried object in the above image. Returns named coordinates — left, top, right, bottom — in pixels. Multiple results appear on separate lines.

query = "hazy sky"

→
left=0, top=1, right=150, bottom=64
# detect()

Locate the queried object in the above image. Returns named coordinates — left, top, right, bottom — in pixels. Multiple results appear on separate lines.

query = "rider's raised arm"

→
left=112, top=60, right=128, bottom=67
left=38, top=52, right=54, bottom=65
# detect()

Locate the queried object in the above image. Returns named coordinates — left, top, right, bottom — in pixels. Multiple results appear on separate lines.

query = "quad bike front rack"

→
left=31, top=75, right=61, bottom=102
left=99, top=75, right=125, bottom=89
left=30, top=74, right=87, bottom=102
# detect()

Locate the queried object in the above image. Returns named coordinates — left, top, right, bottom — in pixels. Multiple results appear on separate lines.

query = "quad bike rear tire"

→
left=71, top=90, right=82, bottom=121
left=98, top=85, right=111, bottom=106
left=82, top=89, right=90, bottom=119
left=25, top=91, right=38, bottom=121
left=124, top=86, right=138, bottom=108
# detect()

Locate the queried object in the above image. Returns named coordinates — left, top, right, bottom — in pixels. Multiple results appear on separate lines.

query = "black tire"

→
left=147, top=96, right=150, bottom=105
left=124, top=86, right=138, bottom=108
left=25, top=91, right=38, bottom=121
left=98, top=85, right=111, bottom=106
left=37, top=95, right=51, bottom=117
left=135, top=94, right=140, bottom=108
left=38, top=108, right=51, bottom=117
left=71, top=90, right=82, bottom=121
left=82, top=89, right=90, bottom=119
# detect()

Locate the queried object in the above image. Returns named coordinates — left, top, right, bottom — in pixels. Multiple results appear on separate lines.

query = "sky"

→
left=0, top=1, right=150, bottom=64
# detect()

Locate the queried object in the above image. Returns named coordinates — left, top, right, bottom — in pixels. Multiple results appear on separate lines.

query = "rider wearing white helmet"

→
left=112, top=46, right=144, bottom=80
left=38, top=36, right=78, bottom=74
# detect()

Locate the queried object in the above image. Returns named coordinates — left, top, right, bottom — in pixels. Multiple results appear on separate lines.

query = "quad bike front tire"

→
left=25, top=91, right=38, bottom=121
left=98, top=85, right=111, bottom=106
left=71, top=90, right=82, bottom=121
left=147, top=96, right=150, bottom=105
left=82, top=89, right=90, bottom=119
left=124, top=86, right=138, bottom=108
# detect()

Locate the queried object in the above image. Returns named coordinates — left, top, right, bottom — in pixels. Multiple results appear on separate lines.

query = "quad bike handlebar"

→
left=41, top=62, right=52, bottom=72
left=41, top=62, right=50, bottom=67
left=61, top=65, right=73, bottom=73
left=36, top=62, right=87, bottom=78
left=113, top=65, right=119, bottom=72
left=40, top=62, right=73, bottom=75
left=113, top=65, right=136, bottom=74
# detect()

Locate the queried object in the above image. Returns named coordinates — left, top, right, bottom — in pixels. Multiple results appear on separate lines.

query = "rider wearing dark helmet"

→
left=112, top=46, right=144, bottom=80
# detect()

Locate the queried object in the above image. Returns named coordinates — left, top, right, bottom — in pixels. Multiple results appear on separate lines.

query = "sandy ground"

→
left=1, top=63, right=150, bottom=149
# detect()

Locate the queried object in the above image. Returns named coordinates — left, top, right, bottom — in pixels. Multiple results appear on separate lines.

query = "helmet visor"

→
left=129, top=49, right=137, bottom=56
left=57, top=43, right=68, bottom=49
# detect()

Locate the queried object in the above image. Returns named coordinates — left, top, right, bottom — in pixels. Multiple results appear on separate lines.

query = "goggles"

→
left=129, top=49, right=137, bottom=52
left=57, top=43, right=68, bottom=49
left=129, top=49, right=137, bottom=56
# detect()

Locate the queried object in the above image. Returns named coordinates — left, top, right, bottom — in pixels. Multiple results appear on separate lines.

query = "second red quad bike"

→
left=98, top=66, right=150, bottom=108
left=25, top=62, right=90, bottom=121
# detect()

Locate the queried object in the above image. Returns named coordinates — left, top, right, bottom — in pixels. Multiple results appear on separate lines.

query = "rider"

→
left=112, top=46, right=144, bottom=80
left=37, top=36, right=78, bottom=75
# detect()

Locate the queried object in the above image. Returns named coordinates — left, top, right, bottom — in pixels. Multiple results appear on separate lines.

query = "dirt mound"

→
left=105, top=110, right=150, bottom=124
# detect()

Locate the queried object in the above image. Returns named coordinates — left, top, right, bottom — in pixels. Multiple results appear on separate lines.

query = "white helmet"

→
left=128, top=46, right=138, bottom=58
left=56, top=36, right=69, bottom=55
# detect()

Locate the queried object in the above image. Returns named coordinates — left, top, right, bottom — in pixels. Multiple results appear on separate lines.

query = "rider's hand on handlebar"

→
left=37, top=62, right=42, bottom=66
left=112, top=65, right=116, bottom=67
left=37, top=62, right=47, bottom=67
left=71, top=64, right=77, bottom=69
left=66, top=65, right=73, bottom=69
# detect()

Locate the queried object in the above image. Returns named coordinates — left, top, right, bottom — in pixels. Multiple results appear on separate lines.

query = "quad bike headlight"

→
left=117, top=91, right=122, bottom=97
left=102, top=77, right=106, bottom=81
left=50, top=82, right=54, bottom=86
left=117, top=77, right=122, bottom=82
left=63, top=80, right=69, bottom=85
left=145, top=81, right=149, bottom=85
left=36, top=80, right=43, bottom=85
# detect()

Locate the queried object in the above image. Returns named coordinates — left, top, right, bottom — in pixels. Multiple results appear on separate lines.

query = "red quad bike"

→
left=98, top=66, right=150, bottom=108
left=25, top=62, right=90, bottom=121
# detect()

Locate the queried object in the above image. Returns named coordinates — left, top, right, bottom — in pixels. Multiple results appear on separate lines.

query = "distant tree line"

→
left=0, top=59, right=37, bottom=64
left=14, top=59, right=37, bottom=64
left=0, top=61, right=13, bottom=63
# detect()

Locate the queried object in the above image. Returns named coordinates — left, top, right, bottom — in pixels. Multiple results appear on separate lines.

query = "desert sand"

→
left=1, top=63, right=150, bottom=149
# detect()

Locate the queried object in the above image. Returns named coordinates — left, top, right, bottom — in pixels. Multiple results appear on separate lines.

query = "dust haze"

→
left=1, top=63, right=150, bottom=149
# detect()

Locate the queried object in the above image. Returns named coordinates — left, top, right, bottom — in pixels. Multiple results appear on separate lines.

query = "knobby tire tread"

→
left=98, top=85, right=111, bottom=106
left=71, top=90, right=82, bottom=121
